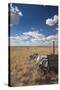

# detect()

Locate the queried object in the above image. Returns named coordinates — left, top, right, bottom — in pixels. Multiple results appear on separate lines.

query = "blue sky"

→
left=9, top=3, right=58, bottom=46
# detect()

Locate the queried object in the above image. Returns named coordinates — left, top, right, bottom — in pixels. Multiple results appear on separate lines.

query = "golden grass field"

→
left=9, top=46, right=58, bottom=86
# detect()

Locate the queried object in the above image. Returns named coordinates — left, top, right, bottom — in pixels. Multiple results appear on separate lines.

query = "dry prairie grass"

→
left=9, top=46, right=58, bottom=86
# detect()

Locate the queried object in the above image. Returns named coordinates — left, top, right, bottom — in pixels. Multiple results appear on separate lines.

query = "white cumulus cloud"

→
left=46, top=15, right=58, bottom=26
left=9, top=3, right=23, bottom=26
left=9, top=31, right=58, bottom=46
left=23, top=31, right=45, bottom=40
left=46, top=34, right=58, bottom=41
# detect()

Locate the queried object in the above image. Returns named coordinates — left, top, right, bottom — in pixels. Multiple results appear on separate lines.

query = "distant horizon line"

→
left=8, top=46, right=58, bottom=47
